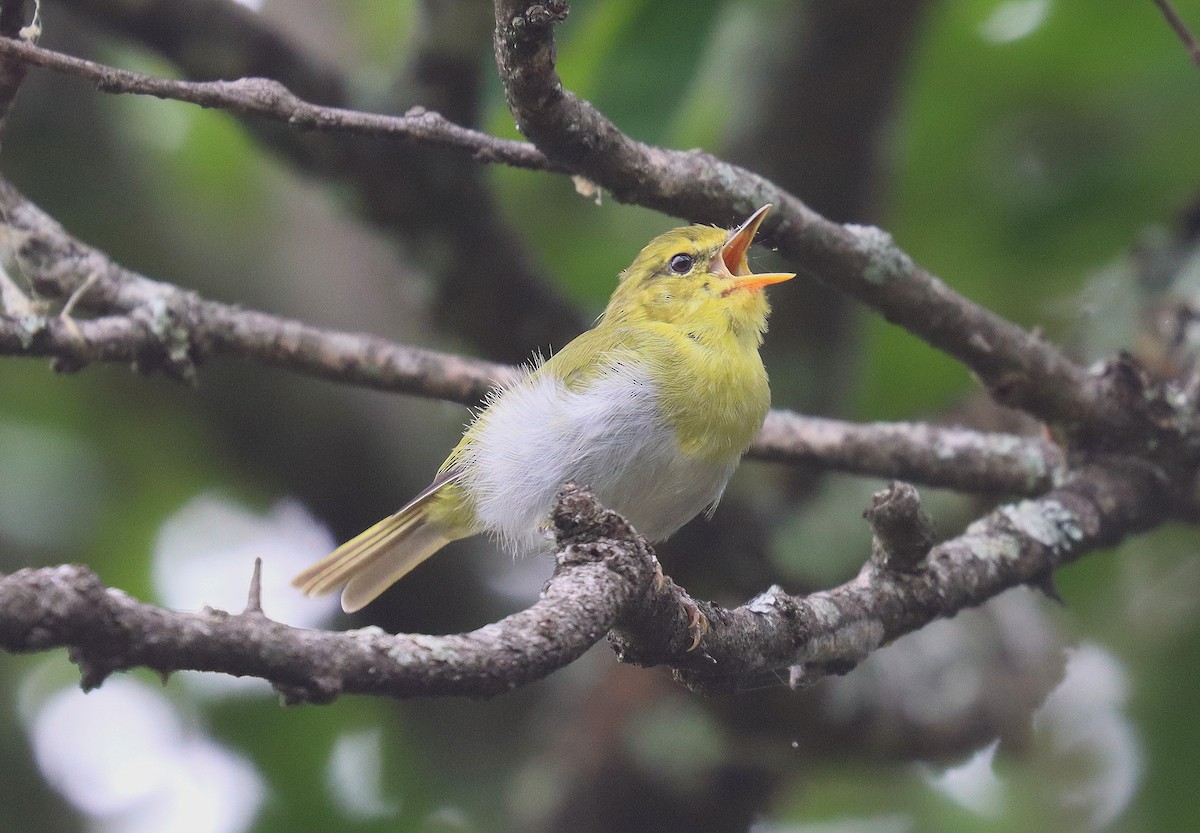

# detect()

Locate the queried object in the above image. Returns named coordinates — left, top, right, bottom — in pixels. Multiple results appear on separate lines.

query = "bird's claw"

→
left=651, top=562, right=707, bottom=651
left=57, top=271, right=101, bottom=341
left=682, top=597, right=709, bottom=652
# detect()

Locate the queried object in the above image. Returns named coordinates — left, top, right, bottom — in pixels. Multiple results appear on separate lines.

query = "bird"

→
left=293, top=205, right=794, bottom=614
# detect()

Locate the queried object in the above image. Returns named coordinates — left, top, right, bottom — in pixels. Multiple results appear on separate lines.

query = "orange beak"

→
left=718, top=204, right=795, bottom=291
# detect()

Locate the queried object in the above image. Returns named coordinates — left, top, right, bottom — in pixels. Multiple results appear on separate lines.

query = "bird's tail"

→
left=293, top=475, right=464, bottom=612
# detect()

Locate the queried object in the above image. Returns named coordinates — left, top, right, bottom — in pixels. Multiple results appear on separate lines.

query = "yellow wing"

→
left=292, top=469, right=469, bottom=612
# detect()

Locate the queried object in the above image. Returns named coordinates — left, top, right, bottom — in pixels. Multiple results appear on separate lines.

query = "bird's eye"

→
left=668, top=253, right=694, bottom=274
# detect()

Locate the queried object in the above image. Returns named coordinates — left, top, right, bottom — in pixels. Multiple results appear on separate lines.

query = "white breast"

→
left=457, top=361, right=737, bottom=555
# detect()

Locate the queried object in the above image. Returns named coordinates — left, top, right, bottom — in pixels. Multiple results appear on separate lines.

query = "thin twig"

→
left=0, top=36, right=562, bottom=172
left=245, top=558, right=264, bottom=615
left=1153, top=0, right=1200, bottom=66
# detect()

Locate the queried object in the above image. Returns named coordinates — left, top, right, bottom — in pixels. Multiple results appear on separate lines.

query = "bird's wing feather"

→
left=292, top=469, right=465, bottom=610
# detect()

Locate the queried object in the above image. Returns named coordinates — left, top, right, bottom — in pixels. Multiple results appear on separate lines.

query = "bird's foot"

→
left=680, top=595, right=709, bottom=652
left=58, top=271, right=101, bottom=340
left=651, top=562, right=708, bottom=651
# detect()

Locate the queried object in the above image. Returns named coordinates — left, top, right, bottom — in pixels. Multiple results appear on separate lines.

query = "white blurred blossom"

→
left=923, top=642, right=1139, bottom=829
left=26, top=678, right=265, bottom=833
left=1033, top=644, right=1140, bottom=829
left=979, top=0, right=1051, bottom=44
left=926, top=740, right=1003, bottom=818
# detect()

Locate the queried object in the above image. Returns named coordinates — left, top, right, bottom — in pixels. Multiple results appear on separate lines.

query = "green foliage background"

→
left=2, top=1, right=1199, bottom=832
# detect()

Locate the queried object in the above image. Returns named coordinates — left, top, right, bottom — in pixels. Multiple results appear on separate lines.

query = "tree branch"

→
left=0, top=487, right=661, bottom=702
left=0, top=465, right=1172, bottom=700
left=0, top=35, right=560, bottom=173
left=0, top=310, right=1067, bottom=494
left=0, top=177, right=1064, bottom=493
left=489, top=0, right=1183, bottom=449
left=4, top=22, right=1189, bottom=454
left=753, top=411, right=1064, bottom=495
left=609, top=460, right=1172, bottom=693
left=0, top=177, right=515, bottom=400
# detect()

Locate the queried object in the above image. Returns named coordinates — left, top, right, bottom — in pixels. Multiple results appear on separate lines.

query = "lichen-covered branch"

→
left=609, top=460, right=1172, bottom=693
left=0, top=468, right=1172, bottom=700
left=0, top=178, right=514, bottom=401
left=0, top=177, right=1063, bottom=493
left=753, top=411, right=1064, bottom=495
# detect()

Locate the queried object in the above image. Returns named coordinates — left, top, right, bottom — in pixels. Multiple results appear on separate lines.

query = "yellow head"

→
left=603, top=205, right=795, bottom=347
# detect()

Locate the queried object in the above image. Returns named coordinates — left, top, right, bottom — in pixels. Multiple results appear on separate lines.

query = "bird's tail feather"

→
left=292, top=503, right=453, bottom=613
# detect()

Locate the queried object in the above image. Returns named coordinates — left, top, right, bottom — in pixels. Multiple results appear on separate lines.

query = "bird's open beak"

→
left=719, top=204, right=795, bottom=291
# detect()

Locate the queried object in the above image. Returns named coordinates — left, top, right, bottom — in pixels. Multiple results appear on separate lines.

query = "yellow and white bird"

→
left=294, top=205, right=794, bottom=612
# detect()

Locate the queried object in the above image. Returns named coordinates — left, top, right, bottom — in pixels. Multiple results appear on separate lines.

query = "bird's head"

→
left=604, top=205, right=794, bottom=345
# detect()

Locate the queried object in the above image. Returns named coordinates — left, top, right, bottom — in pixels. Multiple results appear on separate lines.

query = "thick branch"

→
left=0, top=177, right=1063, bottom=493
left=0, top=488, right=660, bottom=701
left=611, top=460, right=1172, bottom=693
left=0, top=464, right=1172, bottom=699
left=490, top=1, right=1151, bottom=444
